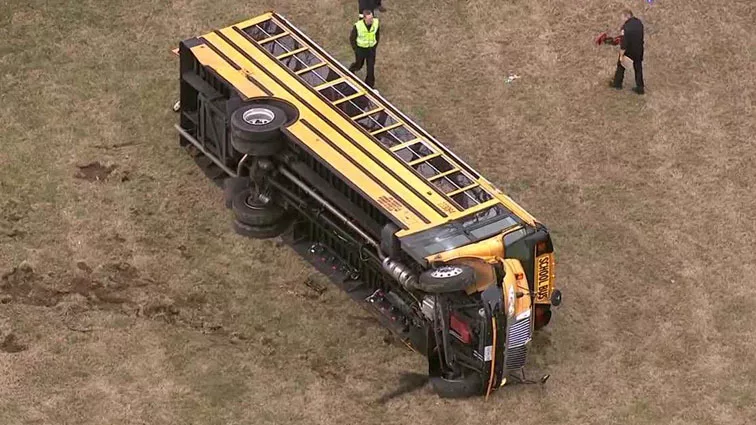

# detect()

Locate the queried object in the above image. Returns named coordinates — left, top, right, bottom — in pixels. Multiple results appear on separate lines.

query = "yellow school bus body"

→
left=187, top=12, right=536, bottom=238
left=176, top=11, right=559, bottom=397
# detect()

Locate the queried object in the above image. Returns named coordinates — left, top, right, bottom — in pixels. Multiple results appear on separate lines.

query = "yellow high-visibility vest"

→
left=355, top=19, right=379, bottom=48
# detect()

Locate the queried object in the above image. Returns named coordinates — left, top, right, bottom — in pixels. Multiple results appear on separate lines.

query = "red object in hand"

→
left=595, top=32, right=609, bottom=45
left=595, top=32, right=623, bottom=46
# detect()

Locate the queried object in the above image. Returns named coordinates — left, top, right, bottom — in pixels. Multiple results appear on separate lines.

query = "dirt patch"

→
left=0, top=261, right=62, bottom=307
left=309, top=355, right=346, bottom=383
left=0, top=199, right=27, bottom=223
left=99, top=261, right=141, bottom=287
left=139, top=297, right=180, bottom=321
left=1, top=261, right=248, bottom=346
left=0, top=260, right=148, bottom=310
left=76, top=261, right=93, bottom=274
left=0, top=225, right=26, bottom=239
left=0, top=333, right=27, bottom=353
left=0, top=199, right=29, bottom=241
left=74, top=161, right=116, bottom=182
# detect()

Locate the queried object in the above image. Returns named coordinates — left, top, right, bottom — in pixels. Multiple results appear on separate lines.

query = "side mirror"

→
left=550, top=289, right=562, bottom=307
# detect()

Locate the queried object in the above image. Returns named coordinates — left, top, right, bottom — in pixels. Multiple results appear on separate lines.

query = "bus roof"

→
left=181, top=12, right=536, bottom=236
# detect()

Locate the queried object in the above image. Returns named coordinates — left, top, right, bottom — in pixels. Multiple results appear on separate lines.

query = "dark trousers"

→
left=612, top=58, right=644, bottom=88
left=358, top=0, right=381, bottom=13
left=349, top=47, right=376, bottom=88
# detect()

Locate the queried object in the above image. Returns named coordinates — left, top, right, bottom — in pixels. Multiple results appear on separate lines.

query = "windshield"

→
left=400, top=204, right=525, bottom=262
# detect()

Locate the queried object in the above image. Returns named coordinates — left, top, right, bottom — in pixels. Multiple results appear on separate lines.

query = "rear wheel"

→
left=232, top=219, right=290, bottom=239
left=224, top=177, right=250, bottom=209
left=231, top=189, right=290, bottom=239
left=230, top=104, right=287, bottom=156
left=231, top=189, right=286, bottom=226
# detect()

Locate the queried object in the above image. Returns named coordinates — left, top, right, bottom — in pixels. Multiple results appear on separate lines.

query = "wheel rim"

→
left=244, top=193, right=270, bottom=210
left=242, top=108, right=275, bottom=126
left=430, top=266, right=463, bottom=279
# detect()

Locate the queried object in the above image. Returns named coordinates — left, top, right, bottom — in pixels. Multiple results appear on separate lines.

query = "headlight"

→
left=506, top=285, right=515, bottom=317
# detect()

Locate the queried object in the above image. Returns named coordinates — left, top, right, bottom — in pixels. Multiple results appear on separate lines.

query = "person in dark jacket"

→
left=610, top=9, right=645, bottom=94
left=358, top=0, right=385, bottom=16
left=349, top=10, right=380, bottom=88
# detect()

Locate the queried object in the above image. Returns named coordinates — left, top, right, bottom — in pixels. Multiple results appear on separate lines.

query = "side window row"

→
left=244, top=20, right=493, bottom=210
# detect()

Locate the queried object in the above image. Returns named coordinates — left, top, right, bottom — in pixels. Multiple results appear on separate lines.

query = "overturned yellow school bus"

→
left=174, top=12, right=561, bottom=398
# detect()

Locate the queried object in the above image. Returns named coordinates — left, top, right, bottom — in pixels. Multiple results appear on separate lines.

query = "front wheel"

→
left=429, top=373, right=483, bottom=399
left=427, top=344, right=484, bottom=398
left=416, top=265, right=476, bottom=293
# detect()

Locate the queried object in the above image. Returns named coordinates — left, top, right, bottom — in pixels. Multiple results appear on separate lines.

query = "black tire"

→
left=230, top=104, right=287, bottom=155
left=232, top=220, right=290, bottom=239
left=429, top=373, right=484, bottom=399
left=231, top=137, right=284, bottom=157
left=231, top=189, right=285, bottom=227
left=417, top=265, right=476, bottom=293
left=224, top=177, right=250, bottom=209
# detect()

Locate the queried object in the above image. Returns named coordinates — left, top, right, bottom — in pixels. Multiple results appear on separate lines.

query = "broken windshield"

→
left=400, top=204, right=524, bottom=262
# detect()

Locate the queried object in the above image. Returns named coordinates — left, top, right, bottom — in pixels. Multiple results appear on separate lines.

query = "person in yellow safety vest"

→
left=348, top=10, right=380, bottom=89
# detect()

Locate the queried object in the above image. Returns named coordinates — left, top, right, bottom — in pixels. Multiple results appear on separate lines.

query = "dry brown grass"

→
left=1, top=0, right=755, bottom=424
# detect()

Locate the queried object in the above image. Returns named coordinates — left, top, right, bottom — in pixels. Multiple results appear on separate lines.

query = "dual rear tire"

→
left=224, top=178, right=290, bottom=239
left=226, top=99, right=296, bottom=239
left=230, top=101, right=296, bottom=157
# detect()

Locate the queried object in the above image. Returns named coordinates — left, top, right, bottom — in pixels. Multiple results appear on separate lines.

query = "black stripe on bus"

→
left=245, top=74, right=274, bottom=96
left=210, top=30, right=434, bottom=224
left=199, top=37, right=242, bottom=70
left=282, top=124, right=410, bottom=230
left=199, top=36, right=274, bottom=97
left=299, top=119, right=423, bottom=227
left=228, top=26, right=452, bottom=218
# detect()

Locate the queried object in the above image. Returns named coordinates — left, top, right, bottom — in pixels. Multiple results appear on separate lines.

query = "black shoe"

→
left=632, top=87, right=645, bottom=95
left=609, top=81, right=622, bottom=90
left=378, top=6, right=387, bottom=12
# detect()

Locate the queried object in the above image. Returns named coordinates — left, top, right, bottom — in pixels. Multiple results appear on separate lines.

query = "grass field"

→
left=1, top=0, right=755, bottom=424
